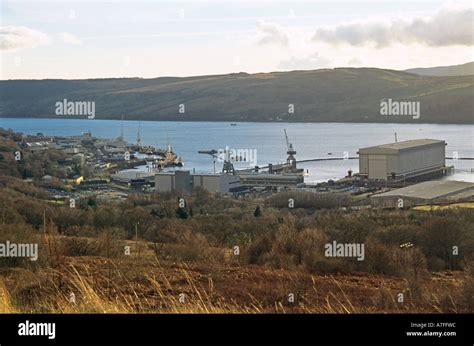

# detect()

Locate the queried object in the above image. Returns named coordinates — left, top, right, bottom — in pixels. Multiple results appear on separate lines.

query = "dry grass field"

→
left=0, top=234, right=471, bottom=314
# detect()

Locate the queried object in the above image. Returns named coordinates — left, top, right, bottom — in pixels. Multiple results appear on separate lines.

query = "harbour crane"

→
left=198, top=149, right=235, bottom=175
left=198, top=150, right=218, bottom=174
left=136, top=121, right=141, bottom=147
left=284, top=129, right=297, bottom=169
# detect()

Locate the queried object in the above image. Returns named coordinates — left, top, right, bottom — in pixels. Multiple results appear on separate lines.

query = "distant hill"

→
left=1, top=67, right=473, bottom=124
left=405, top=61, right=474, bottom=77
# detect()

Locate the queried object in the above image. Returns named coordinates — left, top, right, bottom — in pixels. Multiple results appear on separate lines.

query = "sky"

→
left=0, top=0, right=473, bottom=79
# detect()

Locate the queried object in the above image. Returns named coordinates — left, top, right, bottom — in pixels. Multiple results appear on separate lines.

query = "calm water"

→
left=1, top=118, right=473, bottom=183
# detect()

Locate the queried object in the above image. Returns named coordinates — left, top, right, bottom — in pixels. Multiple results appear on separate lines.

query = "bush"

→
left=0, top=224, right=47, bottom=269
left=267, top=191, right=351, bottom=210
left=60, top=232, right=122, bottom=258
left=159, top=230, right=224, bottom=263
left=246, top=233, right=274, bottom=265
left=462, top=262, right=474, bottom=311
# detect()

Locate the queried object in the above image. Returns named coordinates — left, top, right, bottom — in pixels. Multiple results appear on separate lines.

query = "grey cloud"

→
left=313, top=7, right=474, bottom=47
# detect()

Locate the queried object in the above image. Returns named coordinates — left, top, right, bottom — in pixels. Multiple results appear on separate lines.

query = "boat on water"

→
left=129, top=142, right=184, bottom=169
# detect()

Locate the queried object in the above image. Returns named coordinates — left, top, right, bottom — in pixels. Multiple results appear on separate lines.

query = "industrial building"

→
left=191, top=129, right=304, bottom=191
left=370, top=180, right=474, bottom=207
left=155, top=170, right=192, bottom=193
left=155, top=171, right=241, bottom=194
left=358, top=139, right=447, bottom=181
left=155, top=168, right=307, bottom=193
left=239, top=172, right=304, bottom=188
left=155, top=170, right=303, bottom=193
left=193, top=173, right=241, bottom=193
left=110, top=170, right=155, bottom=184
left=153, top=129, right=309, bottom=193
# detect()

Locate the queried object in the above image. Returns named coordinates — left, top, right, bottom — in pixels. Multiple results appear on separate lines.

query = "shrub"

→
left=462, top=262, right=474, bottom=311
left=267, top=191, right=351, bottom=210
left=0, top=224, right=47, bottom=269
left=60, top=232, right=122, bottom=258
left=159, top=230, right=224, bottom=263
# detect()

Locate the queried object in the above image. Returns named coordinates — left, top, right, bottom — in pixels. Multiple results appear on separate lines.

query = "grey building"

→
left=111, top=170, right=155, bottom=184
left=358, top=139, right=446, bottom=181
left=155, top=170, right=192, bottom=193
left=155, top=171, right=240, bottom=194
left=193, top=173, right=241, bottom=193
left=370, top=180, right=474, bottom=207
left=239, top=172, right=304, bottom=187
left=155, top=172, right=174, bottom=192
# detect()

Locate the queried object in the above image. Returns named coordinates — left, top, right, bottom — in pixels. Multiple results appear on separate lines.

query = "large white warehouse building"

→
left=358, top=139, right=447, bottom=181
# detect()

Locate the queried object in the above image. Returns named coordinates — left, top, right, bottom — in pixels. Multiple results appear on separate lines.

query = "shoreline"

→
left=1, top=116, right=473, bottom=126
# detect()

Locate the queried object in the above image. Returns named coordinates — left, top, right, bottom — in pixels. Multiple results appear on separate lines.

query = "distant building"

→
left=358, top=139, right=447, bottom=181
left=155, top=170, right=192, bottom=193
left=238, top=172, right=304, bottom=187
left=39, top=174, right=61, bottom=187
left=155, top=171, right=241, bottom=193
left=193, top=173, right=241, bottom=193
left=26, top=142, right=49, bottom=152
left=370, top=180, right=474, bottom=207
left=62, top=147, right=81, bottom=155
left=41, top=175, right=53, bottom=181
left=80, top=179, right=108, bottom=189
left=111, top=170, right=155, bottom=184
left=67, top=175, right=84, bottom=185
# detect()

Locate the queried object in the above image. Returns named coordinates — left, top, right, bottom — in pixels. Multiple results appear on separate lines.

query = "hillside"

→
left=0, top=170, right=472, bottom=314
left=405, top=61, right=474, bottom=77
left=1, top=67, right=473, bottom=123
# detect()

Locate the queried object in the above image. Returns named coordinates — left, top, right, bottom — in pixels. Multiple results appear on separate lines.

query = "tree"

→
left=176, top=207, right=189, bottom=219
left=254, top=205, right=262, bottom=217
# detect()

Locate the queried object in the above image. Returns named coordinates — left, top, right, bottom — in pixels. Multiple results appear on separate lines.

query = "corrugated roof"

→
left=371, top=180, right=474, bottom=200
left=359, top=139, right=445, bottom=154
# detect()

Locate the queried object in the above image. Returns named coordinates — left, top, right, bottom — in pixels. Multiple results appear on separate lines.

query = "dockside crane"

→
left=284, top=129, right=297, bottom=169
left=198, top=149, right=235, bottom=175
left=198, top=150, right=218, bottom=174
left=136, top=121, right=141, bottom=147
